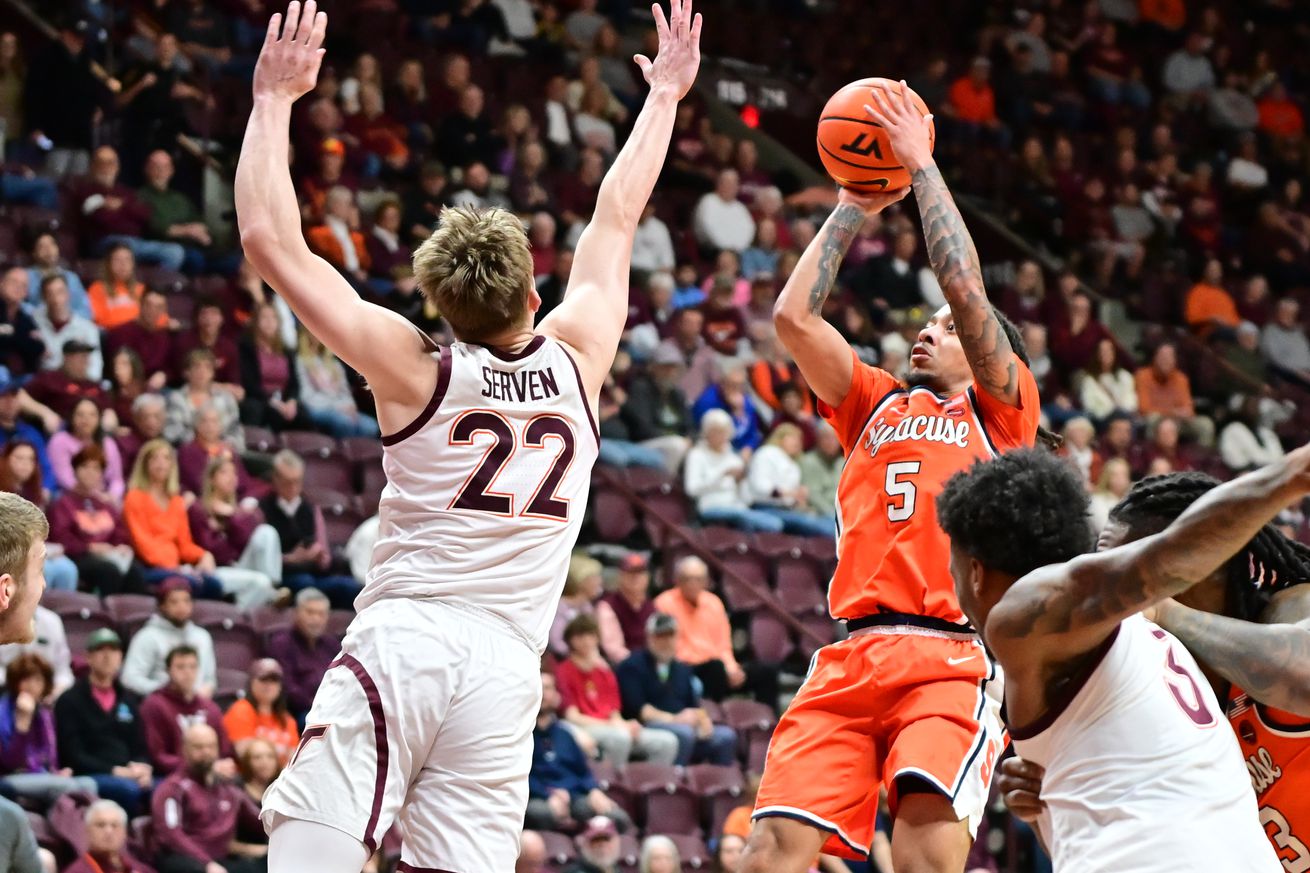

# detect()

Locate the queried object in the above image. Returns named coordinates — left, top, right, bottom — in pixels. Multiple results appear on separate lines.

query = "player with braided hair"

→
left=1000, top=470, right=1310, bottom=871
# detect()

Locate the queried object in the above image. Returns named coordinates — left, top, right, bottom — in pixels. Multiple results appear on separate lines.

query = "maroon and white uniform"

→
left=262, top=336, right=599, bottom=872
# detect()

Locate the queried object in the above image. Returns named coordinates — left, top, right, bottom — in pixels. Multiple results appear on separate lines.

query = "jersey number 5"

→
left=886, top=462, right=921, bottom=522
left=449, top=410, right=575, bottom=521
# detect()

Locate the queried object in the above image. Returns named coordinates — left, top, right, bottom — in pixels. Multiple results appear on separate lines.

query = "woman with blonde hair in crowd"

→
left=122, top=439, right=223, bottom=598
left=187, top=456, right=283, bottom=609
left=294, top=329, right=379, bottom=438
left=1088, top=457, right=1133, bottom=534
left=548, top=553, right=603, bottom=658
left=743, top=423, right=835, bottom=538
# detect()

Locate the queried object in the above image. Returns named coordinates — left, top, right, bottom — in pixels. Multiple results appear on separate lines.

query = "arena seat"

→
left=667, top=833, right=712, bottom=867
left=281, top=430, right=338, bottom=459
left=103, top=593, right=158, bottom=629
left=213, top=626, right=259, bottom=673
left=643, top=784, right=703, bottom=836
left=592, top=487, right=639, bottom=543
left=622, top=762, right=681, bottom=794
left=747, top=611, right=794, bottom=664
left=340, top=436, right=384, bottom=466
left=215, top=667, right=248, bottom=707
left=329, top=609, right=356, bottom=638
left=243, top=425, right=278, bottom=454
left=626, top=467, right=678, bottom=496
left=42, top=589, right=102, bottom=619
left=640, top=493, right=690, bottom=548
left=62, top=613, right=116, bottom=653
left=303, top=455, right=355, bottom=494
left=191, top=599, right=243, bottom=629
left=540, top=830, right=576, bottom=866
left=774, top=561, right=827, bottom=616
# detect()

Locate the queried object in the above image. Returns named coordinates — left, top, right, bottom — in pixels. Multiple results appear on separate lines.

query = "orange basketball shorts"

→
left=752, top=627, right=1007, bottom=861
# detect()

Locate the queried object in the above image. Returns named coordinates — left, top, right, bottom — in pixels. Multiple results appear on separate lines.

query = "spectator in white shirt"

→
left=1226, top=135, right=1268, bottom=191
left=1162, top=33, right=1215, bottom=98
left=743, top=424, right=836, bottom=538
left=32, top=275, right=102, bottom=381
left=693, top=170, right=756, bottom=254
left=492, top=0, right=537, bottom=41
left=0, top=606, right=74, bottom=698
left=630, top=205, right=675, bottom=275
left=1075, top=337, right=1137, bottom=422
left=1219, top=395, right=1285, bottom=473
left=683, top=410, right=782, bottom=533
left=1261, top=297, right=1310, bottom=385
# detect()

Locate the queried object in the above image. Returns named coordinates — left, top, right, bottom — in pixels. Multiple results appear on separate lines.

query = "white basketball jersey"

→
left=1011, top=614, right=1281, bottom=873
left=357, top=336, right=599, bottom=653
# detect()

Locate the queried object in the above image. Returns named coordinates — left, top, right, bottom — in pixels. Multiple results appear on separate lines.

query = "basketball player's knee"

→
left=890, top=791, right=971, bottom=873
left=739, top=818, right=818, bottom=873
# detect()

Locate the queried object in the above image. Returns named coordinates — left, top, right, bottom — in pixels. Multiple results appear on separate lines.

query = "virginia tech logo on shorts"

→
left=863, top=414, right=971, bottom=459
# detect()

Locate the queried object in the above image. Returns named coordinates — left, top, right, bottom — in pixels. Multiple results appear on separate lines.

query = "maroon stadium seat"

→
left=719, top=550, right=771, bottom=594
left=540, top=830, right=576, bottom=866
left=303, top=456, right=354, bottom=494
left=592, top=488, right=638, bottom=542
left=360, top=464, right=387, bottom=507
left=103, top=593, right=157, bottom=628
left=686, top=764, right=745, bottom=836
left=192, top=599, right=243, bottom=629
left=62, top=614, right=115, bottom=653
left=616, top=834, right=640, bottom=870
left=720, top=699, right=776, bottom=735
left=748, top=611, right=794, bottom=663
left=340, top=436, right=384, bottom=466
left=243, top=425, right=278, bottom=453
left=323, top=506, right=365, bottom=551
left=644, top=784, right=702, bottom=835
left=746, top=731, right=772, bottom=773
left=751, top=532, right=806, bottom=560
left=720, top=574, right=769, bottom=613
left=42, top=589, right=102, bottom=619
left=641, top=493, right=689, bottom=548
left=248, top=605, right=293, bottom=637
left=797, top=614, right=837, bottom=660
left=700, top=700, right=725, bottom=725
left=624, top=466, right=677, bottom=496
left=213, top=627, right=258, bottom=673
left=590, top=758, right=618, bottom=790
left=129, top=816, right=155, bottom=861
left=700, top=525, right=753, bottom=555
left=329, top=609, right=355, bottom=638
left=281, top=430, right=338, bottom=459
left=621, top=761, right=680, bottom=794
left=667, top=833, right=712, bottom=866
left=306, top=488, right=353, bottom=514
left=215, top=667, right=248, bottom=709
left=774, top=561, right=826, bottom=616
left=26, top=811, right=58, bottom=852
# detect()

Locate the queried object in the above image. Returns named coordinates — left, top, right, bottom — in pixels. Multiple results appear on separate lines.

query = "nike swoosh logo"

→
left=947, top=656, right=976, bottom=666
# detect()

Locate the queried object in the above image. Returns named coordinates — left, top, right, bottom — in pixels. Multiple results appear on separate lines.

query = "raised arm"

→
left=1151, top=585, right=1310, bottom=716
left=235, top=1, right=431, bottom=415
left=864, top=82, right=1020, bottom=405
left=990, top=444, right=1310, bottom=661
left=537, top=0, right=702, bottom=397
left=772, top=189, right=906, bottom=407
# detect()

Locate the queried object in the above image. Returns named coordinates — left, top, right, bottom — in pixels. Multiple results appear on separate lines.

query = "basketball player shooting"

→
left=234, top=2, right=702, bottom=871
left=936, top=448, right=1292, bottom=871
left=998, top=471, right=1310, bottom=871
left=740, top=83, right=1041, bottom=872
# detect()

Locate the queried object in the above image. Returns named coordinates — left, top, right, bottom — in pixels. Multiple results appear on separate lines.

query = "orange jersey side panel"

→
left=1228, top=687, right=1310, bottom=872
left=820, top=353, right=1040, bottom=622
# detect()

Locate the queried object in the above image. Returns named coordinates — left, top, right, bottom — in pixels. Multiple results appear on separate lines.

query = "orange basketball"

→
left=817, top=78, right=935, bottom=193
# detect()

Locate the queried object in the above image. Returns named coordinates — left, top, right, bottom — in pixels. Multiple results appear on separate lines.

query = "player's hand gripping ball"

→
left=817, top=78, right=934, bottom=192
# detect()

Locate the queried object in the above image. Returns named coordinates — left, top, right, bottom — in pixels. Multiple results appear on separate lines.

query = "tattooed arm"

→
left=1152, top=585, right=1310, bottom=716
left=989, top=444, right=1310, bottom=666
left=772, top=187, right=906, bottom=407
left=864, top=83, right=1020, bottom=405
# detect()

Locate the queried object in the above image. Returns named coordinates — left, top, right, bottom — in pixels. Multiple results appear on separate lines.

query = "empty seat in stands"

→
left=625, top=466, right=677, bottom=496
left=340, top=436, right=384, bottom=466
left=774, top=560, right=826, bottom=616
left=42, top=589, right=102, bottom=619
left=103, top=593, right=158, bottom=628
left=215, top=667, right=248, bottom=708
left=667, top=833, right=712, bottom=867
left=213, top=626, right=259, bottom=672
left=641, top=494, right=689, bottom=548
left=192, top=599, right=243, bottom=629
left=329, top=609, right=355, bottom=637
left=751, top=532, right=807, bottom=560
left=304, top=455, right=354, bottom=494
left=243, top=425, right=278, bottom=453
left=699, top=525, right=753, bottom=555
left=621, top=761, right=680, bottom=794
left=748, top=611, right=794, bottom=663
left=62, top=614, right=115, bottom=653
left=248, top=605, right=293, bottom=637
left=540, top=830, right=576, bottom=866
left=644, top=784, right=702, bottom=835
left=592, top=488, right=638, bottom=542
left=281, top=430, right=338, bottom=459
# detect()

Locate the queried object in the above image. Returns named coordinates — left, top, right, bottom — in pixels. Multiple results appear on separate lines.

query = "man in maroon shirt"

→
left=595, top=553, right=655, bottom=664
left=106, top=288, right=176, bottom=390
left=152, top=723, right=263, bottom=873
left=139, top=646, right=235, bottom=777
left=169, top=298, right=242, bottom=397
left=24, top=340, right=109, bottom=419
left=75, top=146, right=185, bottom=271
left=263, top=588, right=339, bottom=720
left=118, top=393, right=167, bottom=475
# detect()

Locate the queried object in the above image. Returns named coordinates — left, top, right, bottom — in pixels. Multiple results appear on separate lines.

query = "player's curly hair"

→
left=992, top=307, right=1062, bottom=452
left=937, top=447, right=1094, bottom=578
left=1108, top=472, right=1310, bottom=621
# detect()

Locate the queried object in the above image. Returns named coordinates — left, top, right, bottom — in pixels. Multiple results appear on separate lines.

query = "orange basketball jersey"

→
left=820, top=352, right=1040, bottom=623
left=1228, top=687, right=1310, bottom=872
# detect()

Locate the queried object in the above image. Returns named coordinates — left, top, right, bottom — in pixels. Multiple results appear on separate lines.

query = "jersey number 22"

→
left=448, top=410, right=575, bottom=521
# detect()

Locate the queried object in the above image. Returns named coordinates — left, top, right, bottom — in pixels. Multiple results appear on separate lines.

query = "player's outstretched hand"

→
left=253, top=0, right=328, bottom=103
left=996, top=756, right=1045, bottom=822
left=837, top=185, right=909, bottom=217
left=633, top=0, right=702, bottom=100
left=862, top=80, right=934, bottom=173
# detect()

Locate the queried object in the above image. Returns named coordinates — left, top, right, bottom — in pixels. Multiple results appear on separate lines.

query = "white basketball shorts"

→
left=261, top=597, right=542, bottom=872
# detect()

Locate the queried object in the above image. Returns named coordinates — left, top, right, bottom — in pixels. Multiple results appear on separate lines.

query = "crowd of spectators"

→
left=0, top=0, right=1309, bottom=871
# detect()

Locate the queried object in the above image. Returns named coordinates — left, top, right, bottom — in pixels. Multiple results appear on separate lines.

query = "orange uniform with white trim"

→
left=754, top=351, right=1040, bottom=860
left=1228, top=687, right=1310, bottom=872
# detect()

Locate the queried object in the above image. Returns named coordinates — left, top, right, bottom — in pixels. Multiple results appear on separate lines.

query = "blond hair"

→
left=201, top=455, right=237, bottom=507
left=0, top=493, right=47, bottom=587
left=129, top=439, right=180, bottom=495
left=563, top=553, right=603, bottom=598
left=412, top=206, right=533, bottom=341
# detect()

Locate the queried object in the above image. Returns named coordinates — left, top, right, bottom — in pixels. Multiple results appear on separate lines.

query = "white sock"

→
left=267, top=814, right=372, bottom=873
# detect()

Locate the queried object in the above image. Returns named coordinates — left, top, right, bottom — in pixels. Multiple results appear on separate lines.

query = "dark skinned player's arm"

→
left=1153, top=585, right=1310, bottom=716
left=988, top=444, right=1310, bottom=666
left=864, top=83, right=1020, bottom=407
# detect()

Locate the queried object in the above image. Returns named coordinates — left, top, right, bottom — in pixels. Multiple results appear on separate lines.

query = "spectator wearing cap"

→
left=694, top=169, right=756, bottom=254
left=55, top=629, right=153, bottom=815
left=120, top=579, right=217, bottom=698
left=258, top=450, right=360, bottom=607
left=123, top=440, right=224, bottom=599
left=616, top=613, right=737, bottom=766
left=74, top=147, right=185, bottom=272
left=64, top=799, right=155, bottom=873
left=0, top=267, right=44, bottom=378
left=139, top=646, right=234, bottom=777
left=26, top=233, right=91, bottom=320
left=526, top=670, right=634, bottom=834
left=48, top=445, right=148, bottom=596
left=563, top=817, right=622, bottom=873
left=221, top=659, right=299, bottom=765
left=0, top=605, right=73, bottom=698
left=48, top=397, right=125, bottom=502
left=596, top=553, right=655, bottom=664
left=31, top=276, right=101, bottom=381
left=0, top=652, right=98, bottom=805
left=0, top=369, right=55, bottom=487
left=105, top=288, right=176, bottom=392
left=550, top=555, right=603, bottom=659
left=151, top=723, right=260, bottom=873
left=164, top=350, right=244, bottom=449
left=306, top=187, right=371, bottom=285
left=618, top=343, right=692, bottom=474
left=556, top=614, right=679, bottom=767
left=264, top=588, right=338, bottom=721
left=25, top=339, right=109, bottom=421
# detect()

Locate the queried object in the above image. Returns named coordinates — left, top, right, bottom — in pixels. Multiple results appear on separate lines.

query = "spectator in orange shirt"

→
left=1133, top=342, right=1215, bottom=446
left=1184, top=257, right=1240, bottom=337
left=1258, top=82, right=1305, bottom=139
left=122, top=439, right=223, bottom=599
left=947, top=58, right=1010, bottom=147
left=222, top=658, right=299, bottom=764
left=86, top=244, right=146, bottom=330
left=651, top=556, right=777, bottom=707
left=306, top=187, right=372, bottom=285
